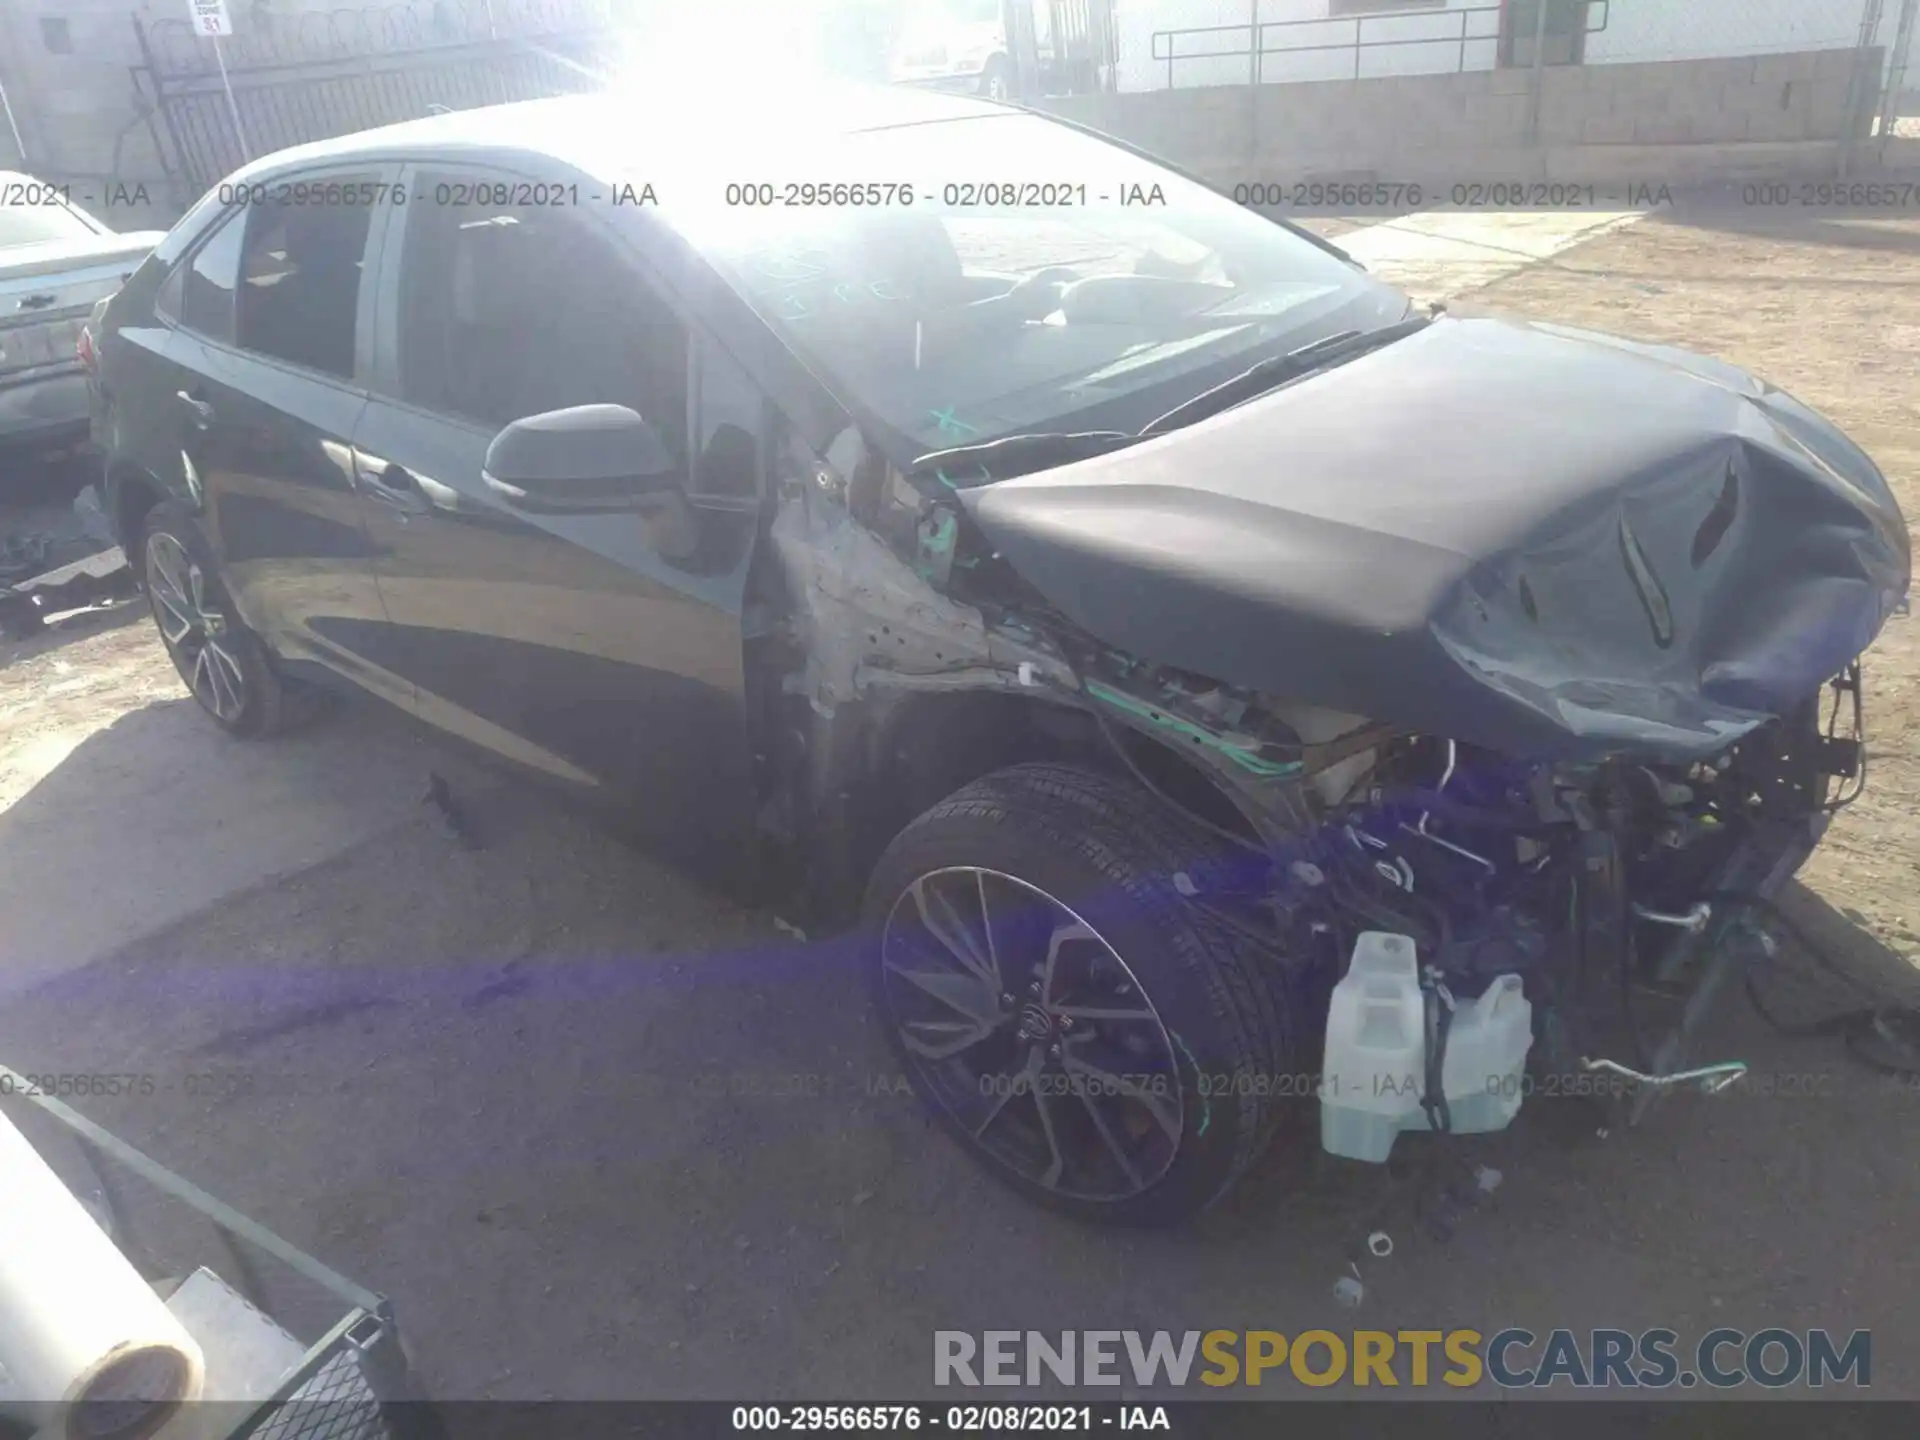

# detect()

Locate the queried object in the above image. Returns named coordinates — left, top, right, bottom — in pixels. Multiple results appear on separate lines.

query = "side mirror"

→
left=482, top=404, right=679, bottom=513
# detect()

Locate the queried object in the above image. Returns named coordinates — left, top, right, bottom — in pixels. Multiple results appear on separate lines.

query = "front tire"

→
left=141, top=502, right=307, bottom=738
left=863, top=763, right=1301, bottom=1225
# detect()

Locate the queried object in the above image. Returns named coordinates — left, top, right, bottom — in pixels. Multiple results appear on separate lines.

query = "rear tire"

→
left=141, top=502, right=317, bottom=738
left=980, top=54, right=1013, bottom=102
left=863, top=762, right=1303, bottom=1225
left=0, top=593, right=43, bottom=640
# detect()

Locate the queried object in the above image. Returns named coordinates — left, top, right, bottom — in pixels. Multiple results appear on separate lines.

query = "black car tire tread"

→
left=865, top=762, right=1302, bottom=1225
left=0, top=594, right=45, bottom=640
left=142, top=501, right=313, bottom=739
left=977, top=763, right=1304, bottom=1157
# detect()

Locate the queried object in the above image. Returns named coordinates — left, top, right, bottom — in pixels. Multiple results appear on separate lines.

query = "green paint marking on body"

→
left=1085, top=680, right=1304, bottom=778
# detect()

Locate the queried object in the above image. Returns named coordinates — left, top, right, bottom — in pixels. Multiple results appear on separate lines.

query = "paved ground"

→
left=2, top=195, right=1918, bottom=1401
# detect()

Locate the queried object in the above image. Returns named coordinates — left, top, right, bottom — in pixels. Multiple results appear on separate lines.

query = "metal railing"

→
left=1149, top=1, right=1611, bottom=90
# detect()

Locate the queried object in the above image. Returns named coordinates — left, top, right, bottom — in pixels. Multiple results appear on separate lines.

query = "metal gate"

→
left=1042, top=0, right=1118, bottom=93
left=132, top=0, right=617, bottom=195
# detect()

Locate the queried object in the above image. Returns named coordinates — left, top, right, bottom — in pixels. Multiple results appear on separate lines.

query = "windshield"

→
left=667, top=113, right=1407, bottom=458
left=0, top=187, right=100, bottom=248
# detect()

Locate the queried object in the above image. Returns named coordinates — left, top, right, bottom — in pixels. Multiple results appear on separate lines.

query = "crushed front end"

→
left=767, top=311, right=1908, bottom=1208
left=934, top=313, right=1911, bottom=1159
left=1068, top=660, right=1875, bottom=1161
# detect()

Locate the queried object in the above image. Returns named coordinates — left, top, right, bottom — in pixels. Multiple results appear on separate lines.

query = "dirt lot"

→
left=1, top=199, right=1917, bottom=1402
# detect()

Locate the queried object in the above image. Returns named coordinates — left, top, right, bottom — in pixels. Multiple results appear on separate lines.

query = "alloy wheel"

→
left=146, top=530, right=247, bottom=723
left=880, top=866, right=1183, bottom=1202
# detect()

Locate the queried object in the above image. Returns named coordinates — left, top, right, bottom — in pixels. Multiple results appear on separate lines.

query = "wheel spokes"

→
left=205, top=639, right=245, bottom=704
left=908, top=874, right=997, bottom=989
left=899, top=1015, right=999, bottom=1061
left=1023, top=1048, right=1068, bottom=1190
left=147, top=533, right=247, bottom=721
left=971, top=1064, right=1028, bottom=1139
left=204, top=640, right=244, bottom=719
left=883, top=957, right=998, bottom=1024
left=1063, top=1050, right=1182, bottom=1142
left=975, top=870, right=1005, bottom=991
left=881, top=866, right=1184, bottom=1202
left=147, top=545, right=196, bottom=642
left=189, top=645, right=215, bottom=708
left=150, top=586, right=195, bottom=644
left=1078, top=1086, right=1146, bottom=1193
left=1051, top=1003, right=1159, bottom=1023
left=1039, top=917, right=1098, bottom=1006
left=149, top=535, right=193, bottom=606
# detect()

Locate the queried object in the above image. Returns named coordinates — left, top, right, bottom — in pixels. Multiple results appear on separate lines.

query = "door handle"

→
left=176, top=390, right=215, bottom=429
left=353, top=454, right=431, bottom=516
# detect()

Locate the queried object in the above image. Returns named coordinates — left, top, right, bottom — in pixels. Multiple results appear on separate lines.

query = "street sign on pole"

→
left=189, top=0, right=232, bottom=38
left=187, top=0, right=250, bottom=162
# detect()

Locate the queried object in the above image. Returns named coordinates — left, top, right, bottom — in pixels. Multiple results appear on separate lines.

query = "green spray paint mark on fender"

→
left=1085, top=680, right=1304, bottom=779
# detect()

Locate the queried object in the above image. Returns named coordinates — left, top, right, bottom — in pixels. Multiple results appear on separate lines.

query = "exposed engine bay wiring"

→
left=783, top=464, right=1913, bottom=1134
left=1042, top=637, right=1917, bottom=1101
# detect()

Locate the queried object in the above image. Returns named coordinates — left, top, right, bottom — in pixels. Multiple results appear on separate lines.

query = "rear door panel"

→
left=186, top=341, right=387, bottom=682
left=150, top=170, right=408, bottom=704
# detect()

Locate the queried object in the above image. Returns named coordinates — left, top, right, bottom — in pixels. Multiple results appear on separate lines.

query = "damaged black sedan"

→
left=90, top=88, right=1909, bottom=1224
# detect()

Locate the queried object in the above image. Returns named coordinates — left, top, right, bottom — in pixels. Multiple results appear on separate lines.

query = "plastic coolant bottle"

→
left=1426, top=973, right=1533, bottom=1135
left=1319, top=933, right=1536, bottom=1161
left=1319, top=932, right=1428, bottom=1162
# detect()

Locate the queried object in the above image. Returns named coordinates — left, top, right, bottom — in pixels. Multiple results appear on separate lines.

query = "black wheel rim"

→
left=146, top=531, right=247, bottom=723
left=881, top=866, right=1183, bottom=1202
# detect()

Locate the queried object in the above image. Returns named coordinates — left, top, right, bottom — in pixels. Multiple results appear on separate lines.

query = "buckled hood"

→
left=961, top=313, right=1911, bottom=759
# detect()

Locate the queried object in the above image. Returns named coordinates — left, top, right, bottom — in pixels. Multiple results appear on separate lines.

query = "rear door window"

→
left=232, top=181, right=380, bottom=380
left=171, top=209, right=246, bottom=341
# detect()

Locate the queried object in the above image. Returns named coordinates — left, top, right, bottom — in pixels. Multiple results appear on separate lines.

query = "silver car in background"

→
left=0, top=173, right=163, bottom=483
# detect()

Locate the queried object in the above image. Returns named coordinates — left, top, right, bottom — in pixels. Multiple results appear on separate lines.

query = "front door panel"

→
left=355, top=164, right=760, bottom=867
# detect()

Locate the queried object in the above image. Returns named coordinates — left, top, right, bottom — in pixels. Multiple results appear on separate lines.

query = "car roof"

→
left=230, top=85, right=1014, bottom=186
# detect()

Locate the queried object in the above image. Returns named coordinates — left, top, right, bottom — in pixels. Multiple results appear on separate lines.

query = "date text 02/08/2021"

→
left=1228, top=180, right=1677, bottom=211
left=730, top=1405, right=1165, bottom=1432
left=206, top=179, right=1170, bottom=210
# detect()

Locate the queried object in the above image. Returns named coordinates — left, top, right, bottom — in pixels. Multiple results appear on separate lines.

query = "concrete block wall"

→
left=1534, top=50, right=1876, bottom=147
left=0, top=2, right=203, bottom=185
left=1038, top=47, right=1886, bottom=185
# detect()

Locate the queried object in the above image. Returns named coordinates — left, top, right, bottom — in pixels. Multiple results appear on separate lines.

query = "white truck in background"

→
left=888, top=0, right=1112, bottom=100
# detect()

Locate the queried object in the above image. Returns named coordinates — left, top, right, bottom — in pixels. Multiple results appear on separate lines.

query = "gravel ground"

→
left=1, top=197, right=1917, bottom=1402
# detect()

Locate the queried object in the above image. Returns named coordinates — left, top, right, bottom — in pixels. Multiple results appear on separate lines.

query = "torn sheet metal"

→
left=960, top=314, right=1910, bottom=760
left=769, top=485, right=994, bottom=715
